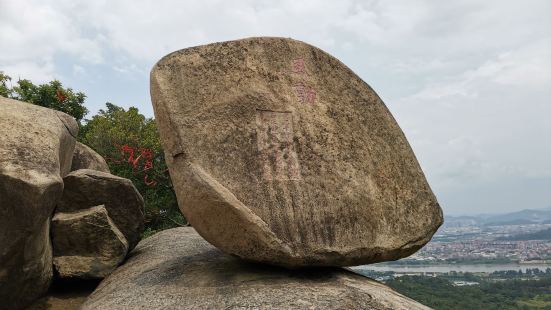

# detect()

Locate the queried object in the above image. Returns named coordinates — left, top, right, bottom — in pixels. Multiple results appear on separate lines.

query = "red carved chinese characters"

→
left=291, top=58, right=306, bottom=74
left=290, top=58, right=317, bottom=105
left=293, top=83, right=317, bottom=105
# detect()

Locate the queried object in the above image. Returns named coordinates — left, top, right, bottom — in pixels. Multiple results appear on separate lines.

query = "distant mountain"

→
left=485, top=219, right=536, bottom=226
left=443, top=216, right=482, bottom=227
left=483, top=208, right=551, bottom=226
left=445, top=206, right=551, bottom=227
left=497, top=227, right=551, bottom=241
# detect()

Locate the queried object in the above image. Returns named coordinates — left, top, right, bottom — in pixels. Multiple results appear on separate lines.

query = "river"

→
left=353, top=263, right=551, bottom=273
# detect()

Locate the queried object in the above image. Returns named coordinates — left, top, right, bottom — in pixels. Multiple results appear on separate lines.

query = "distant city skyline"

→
left=1, top=1, right=550, bottom=215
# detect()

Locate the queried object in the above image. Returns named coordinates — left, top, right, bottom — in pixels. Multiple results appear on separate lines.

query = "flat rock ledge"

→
left=82, top=227, right=430, bottom=310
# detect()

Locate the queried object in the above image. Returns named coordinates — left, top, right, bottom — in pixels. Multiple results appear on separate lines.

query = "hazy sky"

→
left=1, top=0, right=550, bottom=215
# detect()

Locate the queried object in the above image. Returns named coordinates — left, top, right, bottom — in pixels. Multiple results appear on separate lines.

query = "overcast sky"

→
left=1, top=0, right=550, bottom=215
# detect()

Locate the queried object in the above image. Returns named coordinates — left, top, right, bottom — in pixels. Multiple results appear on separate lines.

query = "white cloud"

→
left=393, top=38, right=551, bottom=197
left=1, top=61, right=56, bottom=83
left=490, top=40, right=551, bottom=88
left=0, top=0, right=550, bottom=214
left=0, top=1, right=103, bottom=81
left=72, top=64, right=85, bottom=76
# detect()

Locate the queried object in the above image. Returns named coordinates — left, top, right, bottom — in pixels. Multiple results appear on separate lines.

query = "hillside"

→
left=498, top=228, right=551, bottom=241
left=445, top=207, right=551, bottom=227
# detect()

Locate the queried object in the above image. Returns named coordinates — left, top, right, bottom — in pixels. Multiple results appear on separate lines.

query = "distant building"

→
left=453, top=281, right=479, bottom=286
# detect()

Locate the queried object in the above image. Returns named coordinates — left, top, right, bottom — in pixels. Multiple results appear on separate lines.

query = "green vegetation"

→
left=517, top=295, right=551, bottom=309
left=386, top=273, right=551, bottom=310
left=80, top=103, right=185, bottom=234
left=1, top=72, right=183, bottom=237
left=0, top=72, right=88, bottom=123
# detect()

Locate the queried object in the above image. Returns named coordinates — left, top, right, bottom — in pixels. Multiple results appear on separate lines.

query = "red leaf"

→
left=56, top=89, right=66, bottom=103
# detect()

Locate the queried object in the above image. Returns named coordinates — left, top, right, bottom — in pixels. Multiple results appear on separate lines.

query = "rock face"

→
left=82, top=228, right=430, bottom=310
left=71, top=142, right=110, bottom=173
left=52, top=205, right=129, bottom=279
left=56, top=169, right=145, bottom=250
left=0, top=97, right=78, bottom=309
left=150, top=37, right=443, bottom=267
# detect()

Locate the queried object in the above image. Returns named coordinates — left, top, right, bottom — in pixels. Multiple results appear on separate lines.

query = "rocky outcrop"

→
left=56, top=169, right=145, bottom=250
left=71, top=142, right=110, bottom=173
left=52, top=205, right=129, bottom=279
left=0, top=97, right=78, bottom=309
left=150, top=37, right=443, bottom=267
left=82, top=227, right=430, bottom=309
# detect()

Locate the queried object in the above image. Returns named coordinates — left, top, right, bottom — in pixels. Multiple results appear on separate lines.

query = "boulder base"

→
left=82, top=228, right=430, bottom=310
left=52, top=205, right=129, bottom=279
left=150, top=37, right=443, bottom=267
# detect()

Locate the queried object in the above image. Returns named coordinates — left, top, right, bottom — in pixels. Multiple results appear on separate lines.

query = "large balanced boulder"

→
left=52, top=205, right=129, bottom=279
left=71, top=142, right=110, bottom=173
left=0, top=97, right=78, bottom=309
left=56, top=169, right=145, bottom=250
left=82, top=228, right=430, bottom=309
left=150, top=37, right=443, bottom=267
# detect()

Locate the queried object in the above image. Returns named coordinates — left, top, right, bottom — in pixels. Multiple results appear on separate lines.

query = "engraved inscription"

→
left=293, top=82, right=317, bottom=105
left=290, top=58, right=317, bottom=105
left=291, top=58, right=306, bottom=74
left=256, top=110, right=301, bottom=181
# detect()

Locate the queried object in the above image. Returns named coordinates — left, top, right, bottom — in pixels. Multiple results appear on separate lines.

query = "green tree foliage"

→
left=80, top=103, right=185, bottom=234
left=387, top=275, right=551, bottom=310
left=0, top=71, right=88, bottom=123
left=0, top=72, right=13, bottom=98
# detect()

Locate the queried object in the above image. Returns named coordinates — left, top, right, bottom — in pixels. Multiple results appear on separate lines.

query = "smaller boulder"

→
left=57, top=169, right=145, bottom=250
left=52, top=205, right=128, bottom=279
left=71, top=142, right=110, bottom=173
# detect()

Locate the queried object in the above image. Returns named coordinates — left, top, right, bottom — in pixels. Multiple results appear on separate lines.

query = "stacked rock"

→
left=0, top=98, right=144, bottom=309
left=51, top=160, right=144, bottom=278
left=150, top=37, right=443, bottom=268
left=71, top=142, right=111, bottom=173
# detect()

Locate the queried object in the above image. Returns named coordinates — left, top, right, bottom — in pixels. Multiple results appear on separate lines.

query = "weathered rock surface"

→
left=71, top=142, right=110, bottom=173
left=52, top=205, right=129, bottom=279
left=56, top=169, right=144, bottom=250
left=0, top=97, right=78, bottom=309
left=82, top=228, right=430, bottom=310
left=150, top=37, right=443, bottom=267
